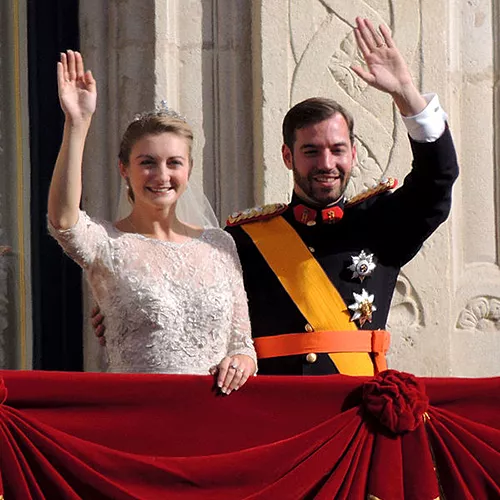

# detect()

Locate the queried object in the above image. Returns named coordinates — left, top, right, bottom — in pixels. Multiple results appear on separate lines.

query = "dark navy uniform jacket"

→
left=226, top=128, right=459, bottom=375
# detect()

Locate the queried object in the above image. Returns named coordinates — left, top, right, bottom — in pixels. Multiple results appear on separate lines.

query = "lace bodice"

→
left=49, top=211, right=256, bottom=374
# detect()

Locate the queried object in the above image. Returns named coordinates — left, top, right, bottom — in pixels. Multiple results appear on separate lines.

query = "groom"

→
left=223, top=16, right=458, bottom=376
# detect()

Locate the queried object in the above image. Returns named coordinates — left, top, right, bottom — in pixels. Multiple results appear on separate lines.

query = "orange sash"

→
left=242, top=216, right=382, bottom=376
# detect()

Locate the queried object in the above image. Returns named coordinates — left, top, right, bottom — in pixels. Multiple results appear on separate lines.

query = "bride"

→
left=47, top=50, right=256, bottom=395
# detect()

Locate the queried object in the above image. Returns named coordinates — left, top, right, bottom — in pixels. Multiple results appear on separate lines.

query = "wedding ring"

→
left=230, top=364, right=238, bottom=370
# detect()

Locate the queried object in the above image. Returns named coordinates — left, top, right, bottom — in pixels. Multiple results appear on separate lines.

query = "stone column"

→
left=0, top=0, right=32, bottom=369
left=251, top=0, right=292, bottom=204
left=451, top=0, right=500, bottom=375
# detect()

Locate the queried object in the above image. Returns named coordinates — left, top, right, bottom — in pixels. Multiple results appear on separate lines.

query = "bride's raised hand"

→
left=57, top=50, right=96, bottom=124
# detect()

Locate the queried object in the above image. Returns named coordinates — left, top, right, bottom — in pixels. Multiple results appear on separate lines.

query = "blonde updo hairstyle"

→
left=119, top=112, right=194, bottom=203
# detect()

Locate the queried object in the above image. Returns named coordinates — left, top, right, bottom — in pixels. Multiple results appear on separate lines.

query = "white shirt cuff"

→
left=401, top=93, right=447, bottom=143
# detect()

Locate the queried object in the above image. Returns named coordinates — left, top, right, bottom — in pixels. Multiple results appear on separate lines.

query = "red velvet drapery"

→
left=0, top=369, right=499, bottom=499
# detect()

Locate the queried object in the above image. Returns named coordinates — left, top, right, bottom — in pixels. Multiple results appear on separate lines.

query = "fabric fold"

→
left=0, top=370, right=498, bottom=499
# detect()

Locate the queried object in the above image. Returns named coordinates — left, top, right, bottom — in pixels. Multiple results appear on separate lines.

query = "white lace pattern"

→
left=49, top=211, right=256, bottom=374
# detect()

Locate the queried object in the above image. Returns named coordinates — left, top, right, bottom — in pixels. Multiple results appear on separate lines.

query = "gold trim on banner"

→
left=13, top=0, right=27, bottom=368
left=367, top=497, right=440, bottom=500
left=368, top=495, right=439, bottom=500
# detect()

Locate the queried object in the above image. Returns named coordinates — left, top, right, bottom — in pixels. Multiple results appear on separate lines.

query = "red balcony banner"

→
left=0, top=369, right=499, bottom=499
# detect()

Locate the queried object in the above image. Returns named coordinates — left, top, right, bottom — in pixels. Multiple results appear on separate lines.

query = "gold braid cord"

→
left=346, top=177, right=398, bottom=208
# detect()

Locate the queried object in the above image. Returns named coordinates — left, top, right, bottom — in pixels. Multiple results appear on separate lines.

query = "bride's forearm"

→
left=48, top=118, right=92, bottom=229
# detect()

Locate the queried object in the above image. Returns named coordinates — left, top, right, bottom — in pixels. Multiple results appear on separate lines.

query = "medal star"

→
left=348, top=250, right=376, bottom=281
left=348, top=289, right=377, bottom=326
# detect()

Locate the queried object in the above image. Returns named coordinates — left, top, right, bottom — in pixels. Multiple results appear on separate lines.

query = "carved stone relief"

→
left=456, top=297, right=500, bottom=333
left=288, top=0, right=420, bottom=198
left=385, top=273, right=425, bottom=370
left=387, top=273, right=424, bottom=331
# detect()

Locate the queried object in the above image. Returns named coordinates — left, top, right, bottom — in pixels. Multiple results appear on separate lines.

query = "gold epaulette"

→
left=346, top=177, right=398, bottom=208
left=226, top=203, right=288, bottom=227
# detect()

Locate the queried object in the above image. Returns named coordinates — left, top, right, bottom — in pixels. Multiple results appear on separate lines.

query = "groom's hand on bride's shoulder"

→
left=91, top=304, right=106, bottom=346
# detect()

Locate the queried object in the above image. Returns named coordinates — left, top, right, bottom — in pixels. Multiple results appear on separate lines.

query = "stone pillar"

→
left=451, top=0, right=500, bottom=375
left=0, top=0, right=32, bottom=369
left=251, top=0, right=292, bottom=204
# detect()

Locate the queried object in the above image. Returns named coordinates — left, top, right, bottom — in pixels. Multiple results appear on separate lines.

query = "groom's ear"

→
left=282, top=144, right=293, bottom=170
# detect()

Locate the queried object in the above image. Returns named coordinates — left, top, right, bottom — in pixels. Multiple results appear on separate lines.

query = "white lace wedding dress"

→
left=49, top=211, right=256, bottom=374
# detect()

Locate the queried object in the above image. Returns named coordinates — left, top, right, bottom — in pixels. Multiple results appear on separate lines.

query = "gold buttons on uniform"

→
left=306, top=352, right=317, bottom=363
left=305, top=326, right=316, bottom=362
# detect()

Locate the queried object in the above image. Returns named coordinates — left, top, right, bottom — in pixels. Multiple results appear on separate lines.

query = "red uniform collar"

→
left=290, top=194, right=345, bottom=226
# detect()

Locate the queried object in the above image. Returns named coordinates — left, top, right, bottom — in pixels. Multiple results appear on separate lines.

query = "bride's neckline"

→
left=112, top=221, right=209, bottom=247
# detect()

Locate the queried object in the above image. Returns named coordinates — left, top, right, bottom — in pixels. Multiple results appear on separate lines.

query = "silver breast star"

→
left=348, top=250, right=376, bottom=282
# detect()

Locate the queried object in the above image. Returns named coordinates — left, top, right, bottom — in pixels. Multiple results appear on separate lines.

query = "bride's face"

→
left=122, top=132, right=191, bottom=209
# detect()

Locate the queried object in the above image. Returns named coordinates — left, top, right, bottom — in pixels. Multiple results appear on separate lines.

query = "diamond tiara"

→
left=132, top=100, right=187, bottom=122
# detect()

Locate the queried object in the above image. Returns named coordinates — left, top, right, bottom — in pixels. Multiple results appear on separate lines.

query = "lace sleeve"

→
left=223, top=233, right=258, bottom=369
left=47, top=210, right=110, bottom=269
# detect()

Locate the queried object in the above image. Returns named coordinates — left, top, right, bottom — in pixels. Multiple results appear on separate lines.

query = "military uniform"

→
left=226, top=126, right=458, bottom=376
